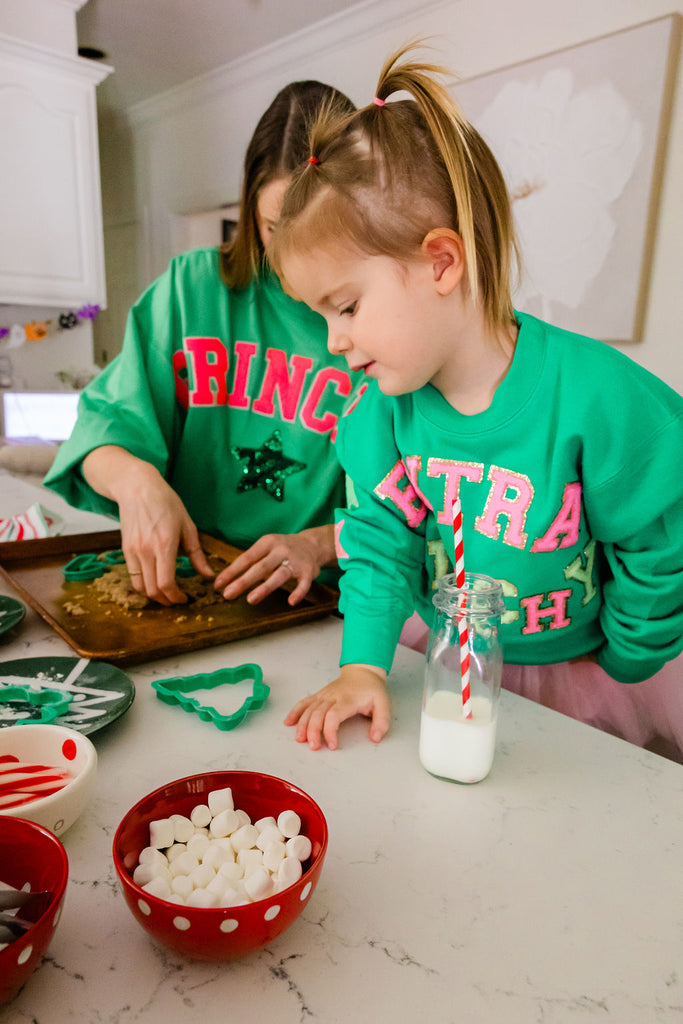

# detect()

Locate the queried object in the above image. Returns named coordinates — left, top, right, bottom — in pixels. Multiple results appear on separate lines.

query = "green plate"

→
left=0, top=596, right=26, bottom=637
left=0, top=657, right=135, bottom=735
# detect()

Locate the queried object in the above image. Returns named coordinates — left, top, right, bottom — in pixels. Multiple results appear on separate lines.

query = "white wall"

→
left=110, top=0, right=682, bottom=390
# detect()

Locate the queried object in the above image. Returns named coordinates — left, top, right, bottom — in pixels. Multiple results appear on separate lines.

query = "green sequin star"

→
left=232, top=430, right=306, bottom=502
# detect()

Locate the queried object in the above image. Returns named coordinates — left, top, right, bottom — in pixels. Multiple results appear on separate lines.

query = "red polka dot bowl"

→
left=0, top=816, right=69, bottom=1005
left=113, top=770, right=328, bottom=961
left=0, top=724, right=98, bottom=836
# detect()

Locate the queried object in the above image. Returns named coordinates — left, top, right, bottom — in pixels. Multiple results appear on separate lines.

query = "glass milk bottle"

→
left=419, top=573, right=504, bottom=784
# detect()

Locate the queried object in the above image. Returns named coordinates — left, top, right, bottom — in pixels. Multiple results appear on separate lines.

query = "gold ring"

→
left=129, top=571, right=143, bottom=576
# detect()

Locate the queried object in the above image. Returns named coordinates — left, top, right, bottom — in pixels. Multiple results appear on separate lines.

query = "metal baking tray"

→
left=0, top=530, right=337, bottom=666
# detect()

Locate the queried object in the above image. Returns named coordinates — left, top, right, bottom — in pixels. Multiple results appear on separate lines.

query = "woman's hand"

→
left=283, top=664, right=391, bottom=750
left=82, top=446, right=214, bottom=605
left=215, top=524, right=336, bottom=606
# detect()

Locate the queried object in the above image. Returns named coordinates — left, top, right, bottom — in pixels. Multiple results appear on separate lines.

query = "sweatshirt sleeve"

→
left=44, top=260, right=183, bottom=517
left=585, top=410, right=683, bottom=683
left=334, top=386, right=427, bottom=672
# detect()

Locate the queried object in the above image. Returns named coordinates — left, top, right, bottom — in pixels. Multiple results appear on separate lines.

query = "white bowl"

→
left=0, top=724, right=97, bottom=836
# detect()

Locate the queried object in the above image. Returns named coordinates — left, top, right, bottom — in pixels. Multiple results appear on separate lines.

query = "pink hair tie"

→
left=308, top=155, right=320, bottom=165
left=373, top=96, right=386, bottom=107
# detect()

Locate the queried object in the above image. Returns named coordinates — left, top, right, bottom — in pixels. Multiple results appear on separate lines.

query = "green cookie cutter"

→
left=151, top=664, right=269, bottom=731
left=0, top=684, right=72, bottom=724
left=63, top=553, right=105, bottom=581
left=63, top=550, right=198, bottom=581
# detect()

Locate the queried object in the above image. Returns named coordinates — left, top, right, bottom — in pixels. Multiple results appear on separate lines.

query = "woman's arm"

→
left=82, top=445, right=214, bottom=605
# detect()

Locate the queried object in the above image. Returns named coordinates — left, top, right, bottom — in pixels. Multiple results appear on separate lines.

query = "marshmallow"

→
left=190, top=803, right=212, bottom=828
left=133, top=862, right=171, bottom=887
left=149, top=818, right=175, bottom=849
left=171, top=814, right=194, bottom=843
left=169, top=851, right=199, bottom=878
left=167, top=894, right=186, bottom=905
left=138, top=847, right=168, bottom=870
left=235, top=809, right=251, bottom=827
left=237, top=848, right=263, bottom=874
left=187, top=832, right=211, bottom=860
left=263, top=841, right=286, bottom=873
left=206, top=874, right=229, bottom=899
left=171, top=875, right=194, bottom=900
left=254, top=815, right=277, bottom=833
left=166, top=842, right=188, bottom=863
left=219, top=886, right=245, bottom=907
left=142, top=876, right=172, bottom=900
left=286, top=835, right=312, bottom=861
left=187, top=888, right=219, bottom=908
left=209, top=808, right=241, bottom=838
left=218, top=860, right=244, bottom=882
left=256, top=824, right=285, bottom=852
left=277, top=810, right=302, bottom=839
left=189, top=863, right=216, bottom=890
left=212, top=837, right=235, bottom=854
left=230, top=824, right=259, bottom=851
left=202, top=843, right=233, bottom=871
left=277, top=856, right=302, bottom=889
left=207, top=787, right=234, bottom=815
left=244, top=867, right=273, bottom=901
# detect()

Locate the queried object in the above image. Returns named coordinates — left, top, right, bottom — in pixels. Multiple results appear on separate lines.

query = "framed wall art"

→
left=452, top=15, right=680, bottom=342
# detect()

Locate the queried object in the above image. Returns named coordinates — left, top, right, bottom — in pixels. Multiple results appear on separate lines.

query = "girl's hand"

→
left=215, top=524, right=336, bottom=606
left=284, top=664, right=390, bottom=750
left=82, top=446, right=214, bottom=605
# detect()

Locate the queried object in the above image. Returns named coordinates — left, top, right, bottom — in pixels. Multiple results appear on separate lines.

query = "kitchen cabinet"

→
left=0, top=32, right=111, bottom=307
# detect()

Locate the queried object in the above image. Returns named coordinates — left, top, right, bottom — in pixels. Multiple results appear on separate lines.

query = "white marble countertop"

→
left=1, top=473, right=682, bottom=1023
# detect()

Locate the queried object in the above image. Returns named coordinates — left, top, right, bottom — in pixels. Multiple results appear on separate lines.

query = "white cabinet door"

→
left=0, top=34, right=111, bottom=307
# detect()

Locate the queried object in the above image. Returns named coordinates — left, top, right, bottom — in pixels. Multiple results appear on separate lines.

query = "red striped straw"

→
left=452, top=498, right=472, bottom=718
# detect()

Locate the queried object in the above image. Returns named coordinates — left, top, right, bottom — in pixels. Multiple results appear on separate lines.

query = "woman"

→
left=44, top=80, right=357, bottom=607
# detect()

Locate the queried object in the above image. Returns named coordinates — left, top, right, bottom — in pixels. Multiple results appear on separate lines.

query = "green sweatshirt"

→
left=46, top=248, right=356, bottom=560
left=334, top=312, right=683, bottom=683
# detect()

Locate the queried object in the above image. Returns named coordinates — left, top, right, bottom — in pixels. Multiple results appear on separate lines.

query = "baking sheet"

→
left=0, top=531, right=338, bottom=666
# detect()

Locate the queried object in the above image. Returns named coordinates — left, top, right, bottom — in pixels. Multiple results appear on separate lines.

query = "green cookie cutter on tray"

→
left=0, top=685, right=72, bottom=724
left=151, top=664, right=269, bottom=731
left=63, top=553, right=106, bottom=581
left=63, top=550, right=198, bottom=581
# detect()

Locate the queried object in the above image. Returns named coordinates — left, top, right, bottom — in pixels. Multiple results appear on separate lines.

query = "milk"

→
left=419, top=691, right=497, bottom=784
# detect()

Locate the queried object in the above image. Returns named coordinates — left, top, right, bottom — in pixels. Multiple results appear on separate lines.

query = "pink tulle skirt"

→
left=399, top=612, right=683, bottom=763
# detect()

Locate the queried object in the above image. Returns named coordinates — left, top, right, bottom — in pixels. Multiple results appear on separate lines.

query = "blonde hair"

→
left=271, top=44, right=518, bottom=328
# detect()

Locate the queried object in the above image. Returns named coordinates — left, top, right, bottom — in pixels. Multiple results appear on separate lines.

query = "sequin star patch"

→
left=231, top=430, right=306, bottom=502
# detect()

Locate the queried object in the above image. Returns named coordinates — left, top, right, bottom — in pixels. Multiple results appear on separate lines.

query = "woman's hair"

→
left=220, top=80, right=355, bottom=289
left=272, top=44, right=518, bottom=329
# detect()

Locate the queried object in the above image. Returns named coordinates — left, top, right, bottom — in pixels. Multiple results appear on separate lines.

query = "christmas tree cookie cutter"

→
left=0, top=684, right=72, bottom=724
left=151, top=664, right=269, bottom=731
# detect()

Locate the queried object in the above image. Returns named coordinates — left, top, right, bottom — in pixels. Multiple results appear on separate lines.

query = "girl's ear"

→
left=421, top=228, right=465, bottom=295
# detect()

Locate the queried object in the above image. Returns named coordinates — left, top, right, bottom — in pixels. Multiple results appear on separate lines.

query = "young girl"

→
left=45, top=80, right=357, bottom=607
left=271, top=45, right=683, bottom=759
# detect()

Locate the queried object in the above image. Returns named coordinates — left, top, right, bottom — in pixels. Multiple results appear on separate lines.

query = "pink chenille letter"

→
left=520, top=590, right=572, bottom=634
left=475, top=466, right=534, bottom=548
left=427, top=460, right=484, bottom=524
left=185, top=337, right=229, bottom=406
left=374, top=461, right=427, bottom=527
left=252, top=349, right=313, bottom=420
left=300, top=367, right=351, bottom=434
left=531, top=482, right=582, bottom=552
